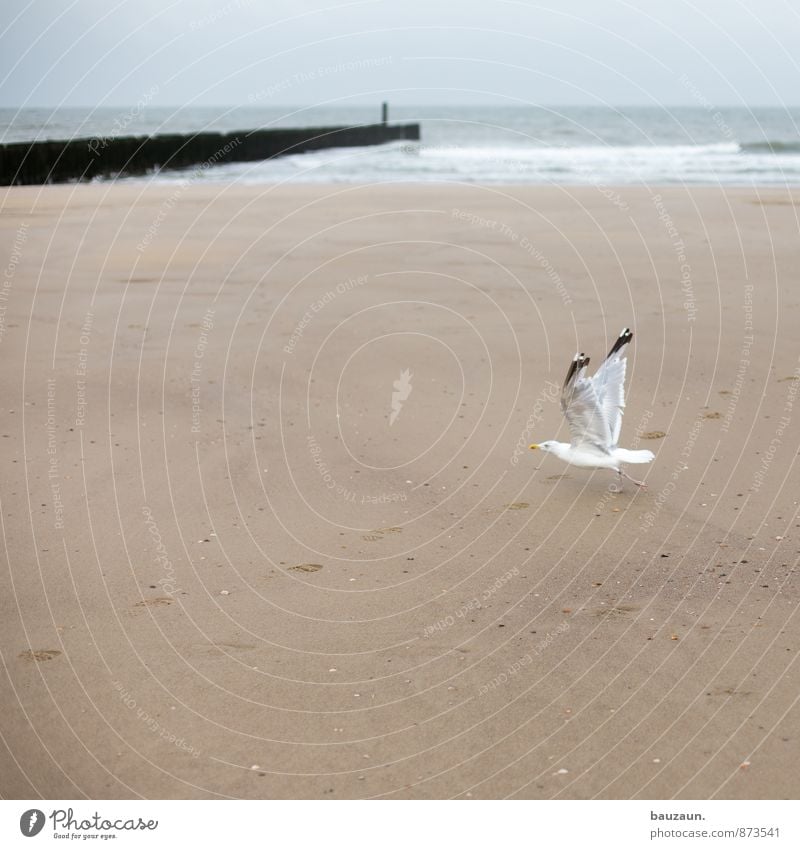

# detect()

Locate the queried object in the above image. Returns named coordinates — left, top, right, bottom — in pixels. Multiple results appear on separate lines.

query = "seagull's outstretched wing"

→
left=592, top=327, right=632, bottom=446
left=560, top=328, right=633, bottom=451
left=561, top=353, right=613, bottom=452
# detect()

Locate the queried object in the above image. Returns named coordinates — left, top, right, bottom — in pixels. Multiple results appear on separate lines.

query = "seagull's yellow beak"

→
left=529, top=444, right=539, bottom=450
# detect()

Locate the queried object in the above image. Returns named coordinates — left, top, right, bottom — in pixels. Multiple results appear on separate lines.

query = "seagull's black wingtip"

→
left=606, top=327, right=633, bottom=359
left=564, top=352, right=591, bottom=388
left=564, top=353, right=580, bottom=388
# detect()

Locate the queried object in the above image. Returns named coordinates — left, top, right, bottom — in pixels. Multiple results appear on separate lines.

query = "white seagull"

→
left=529, top=328, right=654, bottom=488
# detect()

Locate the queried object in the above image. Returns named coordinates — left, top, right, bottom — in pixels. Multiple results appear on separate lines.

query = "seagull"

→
left=529, top=328, right=654, bottom=488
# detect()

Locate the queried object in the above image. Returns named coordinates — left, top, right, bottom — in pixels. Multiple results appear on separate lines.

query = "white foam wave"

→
left=139, top=139, right=800, bottom=185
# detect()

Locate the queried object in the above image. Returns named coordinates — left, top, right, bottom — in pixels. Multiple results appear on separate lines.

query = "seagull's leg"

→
left=620, top=467, right=648, bottom=488
left=609, top=469, right=623, bottom=493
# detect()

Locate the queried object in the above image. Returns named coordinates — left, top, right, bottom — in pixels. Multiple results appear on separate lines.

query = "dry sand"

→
left=0, top=181, right=798, bottom=799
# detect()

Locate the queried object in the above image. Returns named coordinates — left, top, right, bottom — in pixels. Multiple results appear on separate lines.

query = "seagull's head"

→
left=529, top=440, right=557, bottom=453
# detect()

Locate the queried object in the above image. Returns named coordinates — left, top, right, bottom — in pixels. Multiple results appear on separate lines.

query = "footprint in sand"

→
left=362, top=527, right=403, bottom=541
left=709, top=685, right=753, bottom=698
left=134, top=597, right=173, bottom=608
left=19, top=649, right=61, bottom=662
left=190, top=642, right=256, bottom=658
left=289, top=563, right=323, bottom=573
left=483, top=502, right=530, bottom=515
left=127, top=597, right=174, bottom=615
left=594, top=604, right=639, bottom=619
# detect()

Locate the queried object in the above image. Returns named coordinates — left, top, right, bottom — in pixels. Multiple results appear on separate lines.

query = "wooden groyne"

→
left=0, top=122, right=421, bottom=186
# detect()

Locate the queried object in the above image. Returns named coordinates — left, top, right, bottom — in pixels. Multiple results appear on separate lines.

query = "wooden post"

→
left=381, top=101, right=388, bottom=125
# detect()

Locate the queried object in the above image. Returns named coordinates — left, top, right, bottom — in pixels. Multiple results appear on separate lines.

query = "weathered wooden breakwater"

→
left=0, top=122, right=421, bottom=186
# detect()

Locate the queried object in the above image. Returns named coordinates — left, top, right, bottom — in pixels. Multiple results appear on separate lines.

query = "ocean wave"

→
left=413, top=141, right=742, bottom=159
left=129, top=137, right=800, bottom=185
left=740, top=140, right=800, bottom=154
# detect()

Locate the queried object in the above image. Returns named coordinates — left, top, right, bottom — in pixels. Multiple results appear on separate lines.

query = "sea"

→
left=2, top=104, right=800, bottom=185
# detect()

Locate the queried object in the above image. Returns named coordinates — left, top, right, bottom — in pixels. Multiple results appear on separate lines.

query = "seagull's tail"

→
left=614, top=448, right=655, bottom=464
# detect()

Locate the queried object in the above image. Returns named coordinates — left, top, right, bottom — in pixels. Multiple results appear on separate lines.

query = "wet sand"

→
left=0, top=181, right=798, bottom=799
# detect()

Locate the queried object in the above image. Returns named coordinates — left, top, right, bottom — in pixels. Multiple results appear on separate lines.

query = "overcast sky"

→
left=2, top=0, right=799, bottom=108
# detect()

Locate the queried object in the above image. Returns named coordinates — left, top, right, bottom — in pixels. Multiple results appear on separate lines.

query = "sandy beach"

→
left=1, top=181, right=798, bottom=800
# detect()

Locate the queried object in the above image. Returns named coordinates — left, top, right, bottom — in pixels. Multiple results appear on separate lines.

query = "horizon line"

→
left=3, top=102, right=800, bottom=111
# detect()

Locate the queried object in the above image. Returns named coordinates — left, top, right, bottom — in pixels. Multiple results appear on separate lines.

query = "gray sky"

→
left=2, top=0, right=799, bottom=108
